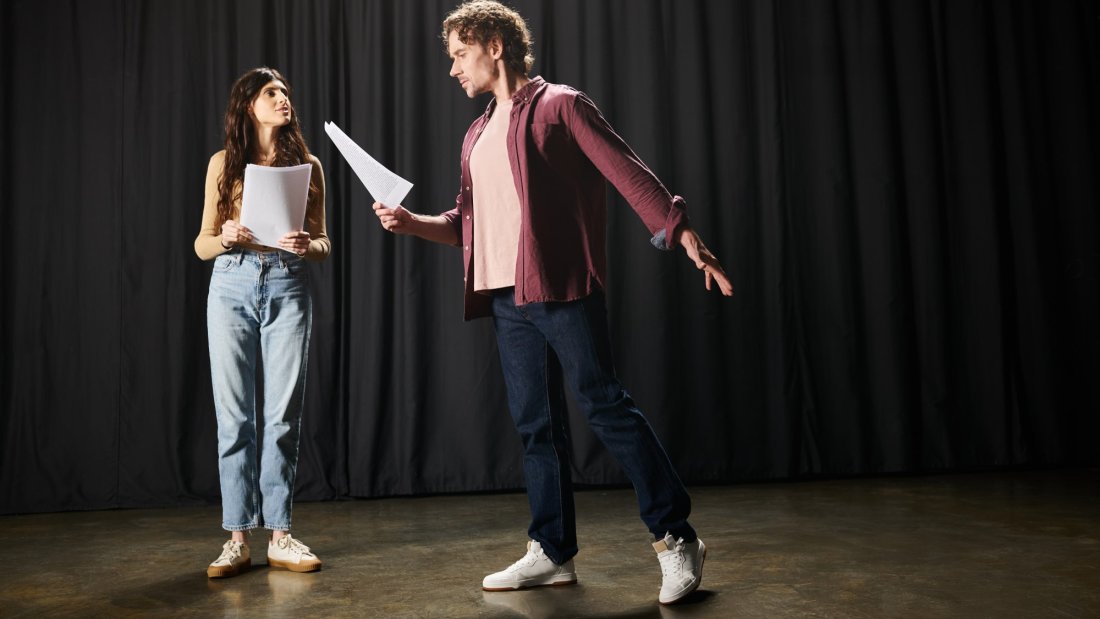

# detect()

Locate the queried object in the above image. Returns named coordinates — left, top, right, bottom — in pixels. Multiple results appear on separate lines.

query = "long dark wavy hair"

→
left=216, top=67, right=319, bottom=227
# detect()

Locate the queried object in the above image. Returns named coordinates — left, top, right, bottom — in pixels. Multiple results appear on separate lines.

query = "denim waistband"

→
left=220, top=247, right=301, bottom=268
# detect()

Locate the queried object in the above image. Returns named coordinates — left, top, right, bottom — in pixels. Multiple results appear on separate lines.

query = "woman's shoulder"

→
left=204, top=150, right=227, bottom=182
left=306, top=154, right=324, bottom=183
left=207, top=149, right=227, bottom=170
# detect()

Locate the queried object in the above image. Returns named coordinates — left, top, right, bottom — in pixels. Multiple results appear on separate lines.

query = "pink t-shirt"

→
left=469, top=98, right=522, bottom=293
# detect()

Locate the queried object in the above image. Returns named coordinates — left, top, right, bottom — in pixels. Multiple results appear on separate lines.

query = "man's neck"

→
left=492, top=69, right=530, bottom=104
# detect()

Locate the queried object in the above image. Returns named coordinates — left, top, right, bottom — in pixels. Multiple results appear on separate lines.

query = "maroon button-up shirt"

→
left=441, top=77, right=690, bottom=320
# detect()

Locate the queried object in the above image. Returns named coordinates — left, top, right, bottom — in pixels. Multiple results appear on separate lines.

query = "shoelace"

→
left=504, top=549, right=541, bottom=573
left=279, top=536, right=313, bottom=558
left=658, top=543, right=687, bottom=579
left=216, top=541, right=245, bottom=564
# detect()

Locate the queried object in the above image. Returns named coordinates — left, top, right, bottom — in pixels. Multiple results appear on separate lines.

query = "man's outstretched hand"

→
left=677, top=227, right=733, bottom=296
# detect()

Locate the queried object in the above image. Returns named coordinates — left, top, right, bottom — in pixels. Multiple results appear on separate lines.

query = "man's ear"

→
left=487, top=36, right=504, bottom=60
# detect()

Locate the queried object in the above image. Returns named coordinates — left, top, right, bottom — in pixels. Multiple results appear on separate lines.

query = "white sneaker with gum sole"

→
left=482, top=540, right=577, bottom=591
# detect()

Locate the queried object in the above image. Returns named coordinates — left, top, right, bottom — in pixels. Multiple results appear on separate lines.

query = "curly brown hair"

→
left=442, top=1, right=534, bottom=76
left=216, top=67, right=319, bottom=228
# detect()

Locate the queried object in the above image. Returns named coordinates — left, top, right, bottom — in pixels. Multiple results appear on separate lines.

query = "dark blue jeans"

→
left=491, top=288, right=695, bottom=565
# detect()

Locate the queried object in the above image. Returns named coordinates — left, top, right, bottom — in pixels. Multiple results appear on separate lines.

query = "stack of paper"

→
left=240, top=163, right=313, bottom=248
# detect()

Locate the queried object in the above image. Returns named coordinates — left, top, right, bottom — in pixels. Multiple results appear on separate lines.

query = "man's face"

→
left=447, top=29, right=499, bottom=98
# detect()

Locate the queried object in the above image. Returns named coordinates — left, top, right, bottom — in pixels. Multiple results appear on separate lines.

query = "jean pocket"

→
left=283, top=253, right=306, bottom=276
left=214, top=253, right=238, bottom=271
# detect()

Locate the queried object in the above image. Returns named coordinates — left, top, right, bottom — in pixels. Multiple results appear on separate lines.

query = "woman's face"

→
left=249, top=80, right=292, bottom=128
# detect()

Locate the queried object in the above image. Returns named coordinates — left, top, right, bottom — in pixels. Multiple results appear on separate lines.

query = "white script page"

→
left=239, top=163, right=313, bottom=248
left=325, top=121, right=413, bottom=206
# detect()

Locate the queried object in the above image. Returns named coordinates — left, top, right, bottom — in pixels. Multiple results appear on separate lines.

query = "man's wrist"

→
left=674, top=224, right=692, bottom=248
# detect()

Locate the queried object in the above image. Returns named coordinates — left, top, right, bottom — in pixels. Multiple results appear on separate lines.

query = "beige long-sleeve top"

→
left=194, top=150, right=331, bottom=261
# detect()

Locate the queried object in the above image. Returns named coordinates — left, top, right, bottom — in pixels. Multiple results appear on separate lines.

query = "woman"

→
left=195, top=67, right=330, bottom=578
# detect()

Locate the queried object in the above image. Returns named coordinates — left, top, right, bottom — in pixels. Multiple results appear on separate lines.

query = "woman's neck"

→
left=253, top=124, right=279, bottom=165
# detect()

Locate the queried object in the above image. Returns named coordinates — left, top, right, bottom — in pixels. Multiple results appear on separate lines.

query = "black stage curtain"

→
left=2, top=0, right=1097, bottom=514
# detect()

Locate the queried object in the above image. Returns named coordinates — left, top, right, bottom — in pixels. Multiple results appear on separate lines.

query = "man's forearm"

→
left=407, top=213, right=460, bottom=246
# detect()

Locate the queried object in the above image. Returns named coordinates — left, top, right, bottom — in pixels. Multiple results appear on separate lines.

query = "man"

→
left=373, top=0, right=732, bottom=605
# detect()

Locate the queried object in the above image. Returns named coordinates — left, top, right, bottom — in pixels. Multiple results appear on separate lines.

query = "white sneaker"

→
left=653, top=533, right=706, bottom=604
left=207, top=539, right=250, bottom=578
left=267, top=534, right=322, bottom=573
left=482, top=540, right=578, bottom=591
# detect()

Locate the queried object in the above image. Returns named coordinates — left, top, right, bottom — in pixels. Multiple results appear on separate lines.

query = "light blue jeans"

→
left=207, top=249, right=312, bottom=532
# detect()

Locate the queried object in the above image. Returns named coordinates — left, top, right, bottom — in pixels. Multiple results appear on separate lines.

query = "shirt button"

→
left=465, top=215, right=470, bottom=220
left=464, top=245, right=470, bottom=251
left=466, top=186, right=470, bottom=190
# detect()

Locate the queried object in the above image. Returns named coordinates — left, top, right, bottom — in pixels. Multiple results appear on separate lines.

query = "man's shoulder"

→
left=530, top=80, right=590, bottom=123
left=535, top=80, right=583, bottom=105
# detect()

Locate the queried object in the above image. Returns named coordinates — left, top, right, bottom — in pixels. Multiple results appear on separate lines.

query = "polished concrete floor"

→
left=2, top=469, right=1098, bottom=618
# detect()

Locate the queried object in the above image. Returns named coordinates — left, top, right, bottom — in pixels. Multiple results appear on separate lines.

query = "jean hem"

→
left=529, top=534, right=574, bottom=565
left=655, top=525, right=697, bottom=544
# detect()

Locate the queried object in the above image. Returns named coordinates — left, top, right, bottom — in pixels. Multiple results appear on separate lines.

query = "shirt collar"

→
left=482, top=76, right=545, bottom=117
left=511, top=76, right=544, bottom=104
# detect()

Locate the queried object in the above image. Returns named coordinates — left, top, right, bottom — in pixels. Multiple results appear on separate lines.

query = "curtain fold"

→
left=2, top=0, right=1097, bottom=514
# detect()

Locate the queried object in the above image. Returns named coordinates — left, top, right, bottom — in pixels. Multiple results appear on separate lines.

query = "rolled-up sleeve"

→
left=440, top=196, right=464, bottom=247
